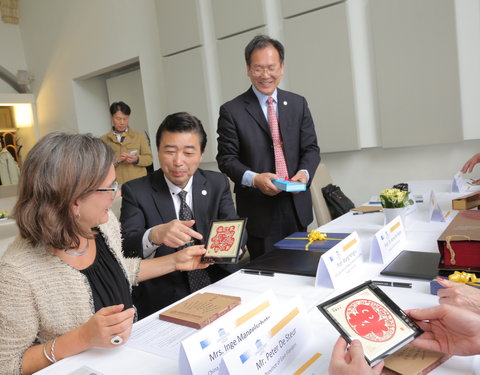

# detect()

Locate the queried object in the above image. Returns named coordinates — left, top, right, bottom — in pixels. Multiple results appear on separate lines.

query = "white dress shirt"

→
left=141, top=175, right=194, bottom=258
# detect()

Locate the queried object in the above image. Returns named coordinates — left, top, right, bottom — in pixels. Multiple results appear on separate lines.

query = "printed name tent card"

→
left=218, top=297, right=327, bottom=375
left=315, top=232, right=362, bottom=289
left=452, top=171, right=480, bottom=193
left=178, top=290, right=278, bottom=375
left=428, top=190, right=447, bottom=222
left=370, top=216, right=406, bottom=264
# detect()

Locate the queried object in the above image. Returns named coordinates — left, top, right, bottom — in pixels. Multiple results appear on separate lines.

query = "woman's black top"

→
left=80, top=231, right=133, bottom=312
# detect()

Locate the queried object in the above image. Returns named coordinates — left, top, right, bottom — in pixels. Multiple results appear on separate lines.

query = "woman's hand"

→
left=461, top=153, right=480, bottom=174
left=329, top=338, right=383, bottom=375
left=79, top=304, right=135, bottom=348
left=408, top=304, right=480, bottom=356
left=437, top=278, right=480, bottom=314
left=138, top=245, right=210, bottom=282
left=174, top=245, right=210, bottom=271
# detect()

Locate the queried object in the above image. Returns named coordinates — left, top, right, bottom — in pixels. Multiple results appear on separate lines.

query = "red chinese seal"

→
left=210, top=225, right=235, bottom=253
left=345, top=299, right=396, bottom=342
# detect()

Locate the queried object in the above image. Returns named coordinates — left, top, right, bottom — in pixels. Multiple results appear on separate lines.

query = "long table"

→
left=36, top=181, right=480, bottom=374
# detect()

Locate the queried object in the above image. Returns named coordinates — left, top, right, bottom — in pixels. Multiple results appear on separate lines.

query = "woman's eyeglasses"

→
left=95, top=180, right=119, bottom=199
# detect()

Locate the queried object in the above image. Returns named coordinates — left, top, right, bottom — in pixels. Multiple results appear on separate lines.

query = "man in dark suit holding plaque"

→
left=121, top=112, right=242, bottom=319
left=217, top=35, right=320, bottom=260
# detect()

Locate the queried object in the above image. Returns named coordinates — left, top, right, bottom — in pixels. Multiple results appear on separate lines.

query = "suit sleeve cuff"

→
left=142, top=228, right=159, bottom=259
left=299, top=169, right=310, bottom=183
left=242, top=170, right=257, bottom=187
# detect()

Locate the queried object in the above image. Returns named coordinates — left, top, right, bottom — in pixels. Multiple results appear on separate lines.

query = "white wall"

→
left=324, top=0, right=480, bottom=205
left=455, top=0, right=480, bottom=140
left=17, top=0, right=166, bottom=156
left=106, top=70, right=149, bottom=139
left=7, top=0, right=480, bottom=206
left=0, top=21, right=28, bottom=93
left=73, top=77, right=111, bottom=136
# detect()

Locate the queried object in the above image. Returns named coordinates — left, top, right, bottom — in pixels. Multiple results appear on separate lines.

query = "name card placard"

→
left=452, top=172, right=468, bottom=193
left=370, top=216, right=406, bottom=264
left=428, top=190, right=448, bottom=222
left=179, top=290, right=278, bottom=375
left=452, top=172, right=480, bottom=193
left=218, top=297, right=326, bottom=375
left=315, top=232, right=362, bottom=289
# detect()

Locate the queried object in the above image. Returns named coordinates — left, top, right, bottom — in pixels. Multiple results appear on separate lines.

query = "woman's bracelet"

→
left=50, top=338, right=57, bottom=363
left=42, top=339, right=57, bottom=363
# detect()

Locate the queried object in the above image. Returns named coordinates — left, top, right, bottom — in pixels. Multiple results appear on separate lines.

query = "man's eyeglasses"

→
left=250, top=65, right=281, bottom=77
left=96, top=180, right=119, bottom=199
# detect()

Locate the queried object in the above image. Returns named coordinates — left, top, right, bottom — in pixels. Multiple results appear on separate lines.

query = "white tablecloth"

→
left=36, top=181, right=480, bottom=374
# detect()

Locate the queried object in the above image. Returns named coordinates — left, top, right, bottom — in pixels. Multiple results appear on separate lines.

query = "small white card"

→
left=428, top=190, right=448, bottom=222
left=452, top=172, right=466, bottom=192
left=218, top=297, right=326, bottom=375
left=451, top=171, right=480, bottom=192
left=315, top=232, right=362, bottom=289
left=405, top=197, right=418, bottom=216
left=68, top=367, right=105, bottom=375
left=370, top=216, right=406, bottom=264
left=178, top=290, right=278, bottom=375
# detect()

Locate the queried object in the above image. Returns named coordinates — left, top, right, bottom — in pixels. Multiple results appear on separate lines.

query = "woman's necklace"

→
left=65, top=239, right=90, bottom=256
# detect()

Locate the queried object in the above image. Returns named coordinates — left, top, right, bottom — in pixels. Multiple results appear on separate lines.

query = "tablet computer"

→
left=380, top=251, right=439, bottom=280
left=318, top=281, right=423, bottom=366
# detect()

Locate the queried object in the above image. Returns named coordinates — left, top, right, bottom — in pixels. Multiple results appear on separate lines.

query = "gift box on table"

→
left=437, top=210, right=480, bottom=271
left=274, top=232, right=350, bottom=251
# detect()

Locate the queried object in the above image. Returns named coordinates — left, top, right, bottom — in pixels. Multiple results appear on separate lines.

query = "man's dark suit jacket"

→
left=216, top=87, right=320, bottom=237
left=121, top=168, right=242, bottom=319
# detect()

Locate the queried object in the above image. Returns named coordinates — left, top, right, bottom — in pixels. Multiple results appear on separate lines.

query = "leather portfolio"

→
left=437, top=210, right=480, bottom=271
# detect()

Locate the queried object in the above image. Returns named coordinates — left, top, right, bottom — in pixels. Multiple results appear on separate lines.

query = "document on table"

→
left=126, top=315, right=195, bottom=358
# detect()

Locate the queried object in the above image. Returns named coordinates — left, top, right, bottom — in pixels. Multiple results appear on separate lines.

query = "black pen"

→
left=352, top=210, right=382, bottom=215
left=372, top=280, right=412, bottom=288
left=242, top=269, right=275, bottom=277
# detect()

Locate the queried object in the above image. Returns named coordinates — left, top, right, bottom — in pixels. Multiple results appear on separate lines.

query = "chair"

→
left=310, top=162, right=333, bottom=226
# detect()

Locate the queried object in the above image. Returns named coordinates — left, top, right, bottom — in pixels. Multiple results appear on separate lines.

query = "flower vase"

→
left=383, top=207, right=407, bottom=225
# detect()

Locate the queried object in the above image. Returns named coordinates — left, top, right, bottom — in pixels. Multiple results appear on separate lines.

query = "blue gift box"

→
left=430, top=277, right=447, bottom=295
left=271, top=179, right=306, bottom=192
left=274, top=232, right=350, bottom=252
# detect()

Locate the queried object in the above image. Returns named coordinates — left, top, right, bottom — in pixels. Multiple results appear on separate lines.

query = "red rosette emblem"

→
left=210, top=225, right=235, bottom=253
left=345, top=299, right=396, bottom=342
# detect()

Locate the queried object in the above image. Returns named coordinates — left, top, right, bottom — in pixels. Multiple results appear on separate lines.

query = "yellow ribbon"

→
left=306, top=231, right=327, bottom=250
left=285, top=230, right=342, bottom=251
left=448, top=271, right=480, bottom=286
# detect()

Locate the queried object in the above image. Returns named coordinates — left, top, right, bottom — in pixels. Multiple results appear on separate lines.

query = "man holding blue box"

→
left=217, top=35, right=320, bottom=259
